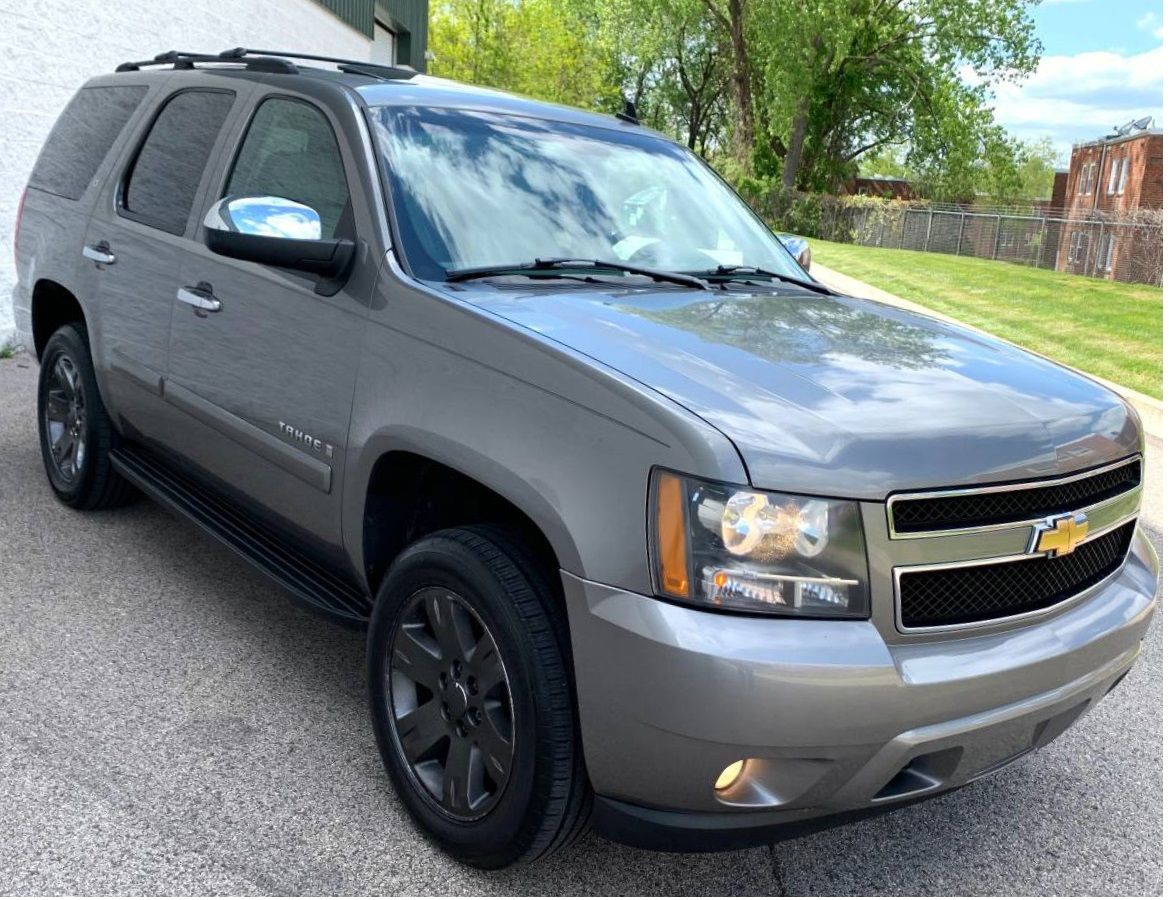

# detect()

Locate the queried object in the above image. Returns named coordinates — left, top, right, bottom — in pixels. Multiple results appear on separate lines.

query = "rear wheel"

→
left=37, top=324, right=135, bottom=510
left=367, top=526, right=590, bottom=868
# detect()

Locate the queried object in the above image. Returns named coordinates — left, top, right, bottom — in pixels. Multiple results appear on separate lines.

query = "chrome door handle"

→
left=82, top=242, right=116, bottom=265
left=176, top=284, right=222, bottom=313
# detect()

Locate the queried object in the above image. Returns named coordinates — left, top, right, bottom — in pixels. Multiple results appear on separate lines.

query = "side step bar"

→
left=111, top=443, right=371, bottom=626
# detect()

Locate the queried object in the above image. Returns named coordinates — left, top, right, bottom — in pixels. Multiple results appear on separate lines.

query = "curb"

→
left=810, top=262, right=1164, bottom=440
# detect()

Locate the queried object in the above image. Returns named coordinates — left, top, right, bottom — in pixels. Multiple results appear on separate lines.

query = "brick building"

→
left=1057, top=123, right=1162, bottom=283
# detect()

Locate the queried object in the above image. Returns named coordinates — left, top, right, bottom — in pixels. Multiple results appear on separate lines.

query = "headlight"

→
left=650, top=470, right=869, bottom=617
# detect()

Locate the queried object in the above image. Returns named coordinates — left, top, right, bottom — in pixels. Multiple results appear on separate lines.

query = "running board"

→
left=111, top=444, right=371, bottom=626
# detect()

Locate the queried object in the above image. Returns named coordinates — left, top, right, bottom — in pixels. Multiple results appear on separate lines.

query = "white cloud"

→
left=982, top=45, right=1163, bottom=156
left=1137, top=11, right=1164, bottom=40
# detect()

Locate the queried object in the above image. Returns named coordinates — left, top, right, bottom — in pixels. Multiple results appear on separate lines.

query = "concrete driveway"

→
left=0, top=354, right=1162, bottom=895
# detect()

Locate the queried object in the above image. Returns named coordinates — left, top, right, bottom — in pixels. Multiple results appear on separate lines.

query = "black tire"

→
left=367, top=526, right=591, bottom=868
left=37, top=323, right=135, bottom=510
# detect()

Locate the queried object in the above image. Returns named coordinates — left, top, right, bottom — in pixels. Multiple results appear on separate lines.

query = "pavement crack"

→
left=768, top=842, right=785, bottom=894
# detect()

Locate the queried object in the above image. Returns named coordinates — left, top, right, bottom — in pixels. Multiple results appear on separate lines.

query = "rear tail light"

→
left=13, top=186, right=27, bottom=261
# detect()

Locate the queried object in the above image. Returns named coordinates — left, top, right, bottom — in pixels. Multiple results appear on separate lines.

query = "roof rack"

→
left=115, top=47, right=417, bottom=81
left=234, top=48, right=417, bottom=80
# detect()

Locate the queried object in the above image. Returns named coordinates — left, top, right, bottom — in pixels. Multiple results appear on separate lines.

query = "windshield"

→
left=369, top=106, right=810, bottom=283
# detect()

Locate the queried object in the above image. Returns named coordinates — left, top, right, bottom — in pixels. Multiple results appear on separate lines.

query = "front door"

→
left=163, top=94, right=371, bottom=552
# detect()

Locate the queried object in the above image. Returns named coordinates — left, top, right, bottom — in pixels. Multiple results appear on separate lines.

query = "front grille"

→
left=898, top=521, right=1135, bottom=629
left=890, top=458, right=1141, bottom=534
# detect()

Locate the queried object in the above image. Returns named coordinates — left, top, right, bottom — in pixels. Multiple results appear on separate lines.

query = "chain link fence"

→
left=739, top=186, right=1163, bottom=286
left=824, top=204, right=1162, bottom=285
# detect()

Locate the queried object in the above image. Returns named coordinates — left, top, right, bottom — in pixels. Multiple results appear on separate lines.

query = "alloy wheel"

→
left=43, top=354, right=87, bottom=483
left=387, top=587, right=515, bottom=820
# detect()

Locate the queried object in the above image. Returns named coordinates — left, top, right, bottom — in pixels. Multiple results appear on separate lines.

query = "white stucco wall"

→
left=0, top=0, right=377, bottom=349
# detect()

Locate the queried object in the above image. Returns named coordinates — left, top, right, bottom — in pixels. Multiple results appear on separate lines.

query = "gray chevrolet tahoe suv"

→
left=13, top=48, right=1159, bottom=868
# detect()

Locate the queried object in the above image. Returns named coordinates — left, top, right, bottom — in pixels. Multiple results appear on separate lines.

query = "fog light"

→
left=714, top=759, right=746, bottom=791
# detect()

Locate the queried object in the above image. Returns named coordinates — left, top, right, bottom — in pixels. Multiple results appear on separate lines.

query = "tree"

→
left=427, top=0, right=1045, bottom=203
left=428, top=0, right=613, bottom=110
left=753, top=0, right=1041, bottom=193
left=699, top=0, right=755, bottom=162
left=1016, top=137, right=1061, bottom=201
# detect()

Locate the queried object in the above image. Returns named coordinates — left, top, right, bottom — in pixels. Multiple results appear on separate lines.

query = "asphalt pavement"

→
left=0, top=354, right=1162, bottom=895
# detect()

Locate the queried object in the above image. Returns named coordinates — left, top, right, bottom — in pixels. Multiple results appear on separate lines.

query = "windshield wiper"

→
left=445, top=257, right=708, bottom=290
left=692, top=265, right=834, bottom=296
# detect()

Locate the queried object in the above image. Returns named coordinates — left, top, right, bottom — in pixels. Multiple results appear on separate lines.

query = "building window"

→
left=1116, top=158, right=1129, bottom=195
left=1097, top=233, right=1116, bottom=273
left=1068, top=231, right=1088, bottom=264
left=1076, top=162, right=1097, bottom=195
left=1107, top=158, right=1119, bottom=194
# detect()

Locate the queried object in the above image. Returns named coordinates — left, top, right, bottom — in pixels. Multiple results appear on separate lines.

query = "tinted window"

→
left=226, top=99, right=349, bottom=237
left=29, top=86, right=148, bottom=200
left=123, top=90, right=235, bottom=234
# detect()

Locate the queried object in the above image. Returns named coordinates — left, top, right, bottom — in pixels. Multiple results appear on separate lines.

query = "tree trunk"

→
left=782, top=100, right=809, bottom=188
left=727, top=0, right=754, bottom=163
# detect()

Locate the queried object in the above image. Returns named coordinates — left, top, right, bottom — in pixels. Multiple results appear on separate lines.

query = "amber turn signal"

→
left=655, top=472, right=690, bottom=598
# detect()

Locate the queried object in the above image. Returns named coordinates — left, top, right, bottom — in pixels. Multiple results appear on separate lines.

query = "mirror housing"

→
left=203, top=196, right=355, bottom=293
left=774, top=231, right=812, bottom=271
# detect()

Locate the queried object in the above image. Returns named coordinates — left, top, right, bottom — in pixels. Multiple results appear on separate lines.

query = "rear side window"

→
left=28, top=85, right=148, bottom=200
left=123, top=90, right=236, bottom=235
left=225, top=98, right=350, bottom=237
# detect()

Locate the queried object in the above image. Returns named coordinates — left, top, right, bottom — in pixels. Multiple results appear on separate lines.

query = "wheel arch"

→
left=30, top=279, right=88, bottom=360
left=351, top=431, right=585, bottom=602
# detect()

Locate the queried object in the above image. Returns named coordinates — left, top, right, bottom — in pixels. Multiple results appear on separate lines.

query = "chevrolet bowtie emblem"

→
left=1031, top=512, right=1090, bottom=557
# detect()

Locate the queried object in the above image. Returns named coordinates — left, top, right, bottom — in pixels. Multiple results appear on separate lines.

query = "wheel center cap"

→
left=443, top=682, right=469, bottom=719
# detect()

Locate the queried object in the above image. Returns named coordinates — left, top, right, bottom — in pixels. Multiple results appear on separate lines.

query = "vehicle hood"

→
left=457, top=283, right=1141, bottom=498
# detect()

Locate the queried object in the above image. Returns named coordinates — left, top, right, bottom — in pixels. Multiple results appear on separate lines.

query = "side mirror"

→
left=203, top=196, right=355, bottom=294
left=774, top=231, right=812, bottom=271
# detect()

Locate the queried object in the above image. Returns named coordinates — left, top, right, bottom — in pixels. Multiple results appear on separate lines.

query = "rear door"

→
left=162, top=90, right=374, bottom=552
left=84, top=81, right=249, bottom=436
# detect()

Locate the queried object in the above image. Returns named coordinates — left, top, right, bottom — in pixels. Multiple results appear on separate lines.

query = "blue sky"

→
left=979, top=0, right=1164, bottom=162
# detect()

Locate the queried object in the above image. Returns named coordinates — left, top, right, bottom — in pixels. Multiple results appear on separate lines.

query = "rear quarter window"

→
left=28, top=85, right=149, bottom=201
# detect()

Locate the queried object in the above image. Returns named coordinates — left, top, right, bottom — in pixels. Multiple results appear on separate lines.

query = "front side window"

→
left=123, top=90, right=236, bottom=234
left=370, top=106, right=810, bottom=283
left=226, top=98, right=350, bottom=238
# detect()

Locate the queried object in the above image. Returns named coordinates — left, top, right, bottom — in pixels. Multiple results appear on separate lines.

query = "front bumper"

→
left=563, top=527, right=1158, bottom=851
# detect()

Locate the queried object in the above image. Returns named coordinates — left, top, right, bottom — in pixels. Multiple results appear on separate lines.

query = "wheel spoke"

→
left=54, top=358, right=76, bottom=397
left=425, top=592, right=474, bottom=662
left=392, top=626, right=443, bottom=686
left=443, top=736, right=475, bottom=815
left=477, top=718, right=513, bottom=786
left=51, top=428, right=73, bottom=460
left=45, top=390, right=69, bottom=420
left=469, top=633, right=507, bottom=694
left=396, top=698, right=447, bottom=763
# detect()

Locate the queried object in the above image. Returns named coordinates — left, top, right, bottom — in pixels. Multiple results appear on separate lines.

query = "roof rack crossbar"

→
left=115, top=50, right=297, bottom=74
left=116, top=48, right=417, bottom=81
left=227, top=47, right=416, bottom=78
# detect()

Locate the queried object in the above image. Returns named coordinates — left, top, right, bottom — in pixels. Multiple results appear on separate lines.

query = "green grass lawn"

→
left=807, top=239, right=1163, bottom=399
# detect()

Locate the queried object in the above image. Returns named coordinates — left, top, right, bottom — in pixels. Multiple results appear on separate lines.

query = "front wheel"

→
left=367, top=527, right=590, bottom=868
